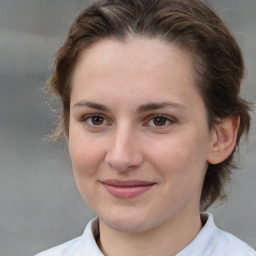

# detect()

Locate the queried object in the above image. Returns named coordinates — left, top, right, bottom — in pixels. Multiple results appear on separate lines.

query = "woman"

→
left=36, top=0, right=255, bottom=255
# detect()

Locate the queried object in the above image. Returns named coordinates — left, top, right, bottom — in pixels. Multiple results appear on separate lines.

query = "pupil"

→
left=153, top=117, right=166, bottom=126
left=92, top=116, right=103, bottom=125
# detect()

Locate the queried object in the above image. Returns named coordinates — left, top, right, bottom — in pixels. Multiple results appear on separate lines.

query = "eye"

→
left=152, top=116, right=168, bottom=126
left=82, top=114, right=109, bottom=127
left=146, top=115, right=175, bottom=128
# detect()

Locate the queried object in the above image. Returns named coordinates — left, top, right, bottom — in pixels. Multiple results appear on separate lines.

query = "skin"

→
left=68, top=37, right=239, bottom=256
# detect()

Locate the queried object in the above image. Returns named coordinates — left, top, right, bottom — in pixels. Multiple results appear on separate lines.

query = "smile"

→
left=101, top=180, right=156, bottom=199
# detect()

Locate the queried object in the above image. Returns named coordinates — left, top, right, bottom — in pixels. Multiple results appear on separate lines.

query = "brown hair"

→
left=48, top=0, right=251, bottom=210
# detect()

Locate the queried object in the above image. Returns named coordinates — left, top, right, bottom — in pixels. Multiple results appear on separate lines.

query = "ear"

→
left=207, top=116, right=240, bottom=164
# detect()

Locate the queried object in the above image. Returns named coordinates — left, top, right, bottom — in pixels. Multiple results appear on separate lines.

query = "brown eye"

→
left=145, top=114, right=175, bottom=128
left=153, top=116, right=168, bottom=126
left=84, top=115, right=108, bottom=127
left=91, top=115, right=105, bottom=125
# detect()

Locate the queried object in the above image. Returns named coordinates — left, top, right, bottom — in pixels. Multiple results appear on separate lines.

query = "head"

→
left=48, top=0, right=250, bottom=211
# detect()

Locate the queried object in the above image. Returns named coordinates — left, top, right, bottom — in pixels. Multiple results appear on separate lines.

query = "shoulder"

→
left=34, top=236, right=81, bottom=256
left=34, top=218, right=102, bottom=256
left=216, top=228, right=256, bottom=256
left=180, top=213, right=256, bottom=256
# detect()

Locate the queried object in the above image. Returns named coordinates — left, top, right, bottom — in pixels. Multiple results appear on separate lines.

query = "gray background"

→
left=0, top=0, right=255, bottom=255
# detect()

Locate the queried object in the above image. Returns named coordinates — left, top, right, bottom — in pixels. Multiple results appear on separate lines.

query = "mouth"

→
left=101, top=179, right=156, bottom=199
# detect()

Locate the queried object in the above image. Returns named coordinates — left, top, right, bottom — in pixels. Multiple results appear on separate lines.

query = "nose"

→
left=105, top=127, right=143, bottom=171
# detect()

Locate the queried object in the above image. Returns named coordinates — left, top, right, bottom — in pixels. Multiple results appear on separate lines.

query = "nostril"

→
left=105, top=148, right=141, bottom=171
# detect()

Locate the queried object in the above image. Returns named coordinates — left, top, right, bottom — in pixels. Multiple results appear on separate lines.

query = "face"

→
left=69, top=37, right=214, bottom=233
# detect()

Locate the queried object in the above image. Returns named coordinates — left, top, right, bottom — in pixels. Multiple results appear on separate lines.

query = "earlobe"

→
left=207, top=116, right=240, bottom=164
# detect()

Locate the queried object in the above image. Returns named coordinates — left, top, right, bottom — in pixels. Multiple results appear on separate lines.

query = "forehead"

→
left=71, top=37, right=203, bottom=112
left=74, top=37, right=193, bottom=76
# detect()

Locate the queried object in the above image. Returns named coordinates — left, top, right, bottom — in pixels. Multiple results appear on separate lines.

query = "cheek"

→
left=148, top=133, right=209, bottom=211
left=148, top=128, right=209, bottom=182
left=69, top=129, right=106, bottom=178
left=68, top=130, right=107, bottom=204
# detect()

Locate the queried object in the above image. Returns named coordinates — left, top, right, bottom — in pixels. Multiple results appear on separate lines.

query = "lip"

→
left=101, top=179, right=156, bottom=199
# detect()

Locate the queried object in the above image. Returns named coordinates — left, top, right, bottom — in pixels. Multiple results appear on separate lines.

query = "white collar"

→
left=77, top=213, right=255, bottom=256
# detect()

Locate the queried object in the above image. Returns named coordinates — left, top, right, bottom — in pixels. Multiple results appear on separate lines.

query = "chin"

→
left=100, top=211, right=151, bottom=233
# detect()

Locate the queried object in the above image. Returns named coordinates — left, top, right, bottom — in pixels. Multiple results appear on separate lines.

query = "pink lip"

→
left=101, top=179, right=156, bottom=199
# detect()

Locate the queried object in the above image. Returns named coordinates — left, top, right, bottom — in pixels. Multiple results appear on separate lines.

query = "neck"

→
left=97, top=211, right=202, bottom=256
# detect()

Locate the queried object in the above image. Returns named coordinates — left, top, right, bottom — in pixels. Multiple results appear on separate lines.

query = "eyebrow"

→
left=73, top=101, right=110, bottom=111
left=136, top=102, right=187, bottom=113
left=72, top=100, right=186, bottom=112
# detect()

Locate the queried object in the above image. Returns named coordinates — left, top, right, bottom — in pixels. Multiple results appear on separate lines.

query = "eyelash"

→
left=81, top=114, right=110, bottom=129
left=81, top=114, right=176, bottom=129
left=144, top=114, right=175, bottom=128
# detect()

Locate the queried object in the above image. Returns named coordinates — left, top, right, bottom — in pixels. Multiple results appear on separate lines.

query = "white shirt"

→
left=35, top=213, right=255, bottom=256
